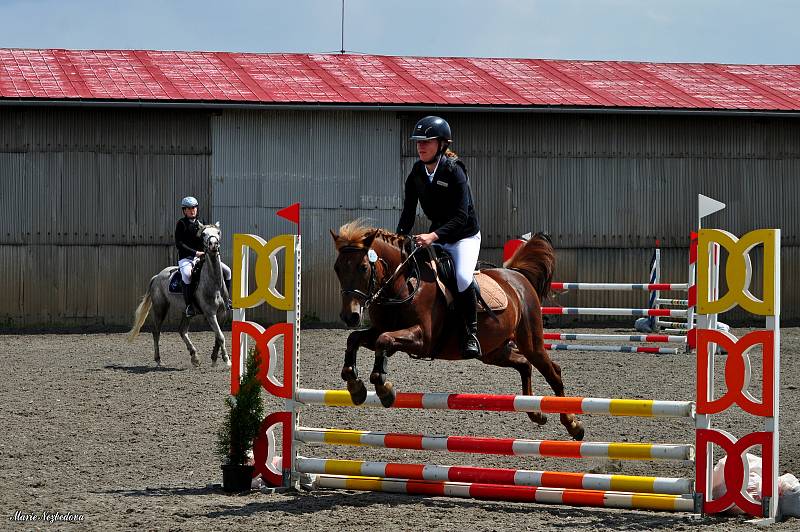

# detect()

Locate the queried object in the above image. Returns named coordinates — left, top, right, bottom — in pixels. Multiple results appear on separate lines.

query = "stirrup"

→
left=463, top=333, right=482, bottom=360
left=184, top=305, right=196, bottom=317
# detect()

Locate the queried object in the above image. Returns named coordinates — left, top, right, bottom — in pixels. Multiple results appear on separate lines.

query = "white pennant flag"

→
left=698, top=194, right=726, bottom=219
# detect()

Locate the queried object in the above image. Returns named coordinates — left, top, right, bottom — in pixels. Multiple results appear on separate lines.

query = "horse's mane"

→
left=334, top=219, right=404, bottom=250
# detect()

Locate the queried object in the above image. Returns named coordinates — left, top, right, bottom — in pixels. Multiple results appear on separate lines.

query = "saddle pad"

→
left=168, top=269, right=182, bottom=293
left=475, top=272, right=508, bottom=312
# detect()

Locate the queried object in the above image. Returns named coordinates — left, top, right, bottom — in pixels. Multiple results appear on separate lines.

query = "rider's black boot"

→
left=223, top=278, right=234, bottom=310
left=182, top=281, right=196, bottom=317
left=457, top=282, right=482, bottom=359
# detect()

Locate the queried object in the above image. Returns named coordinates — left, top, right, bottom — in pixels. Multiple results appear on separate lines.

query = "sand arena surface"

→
left=1, top=327, right=797, bottom=531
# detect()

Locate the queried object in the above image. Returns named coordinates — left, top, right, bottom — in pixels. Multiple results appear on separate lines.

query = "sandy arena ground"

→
left=1, top=326, right=797, bottom=531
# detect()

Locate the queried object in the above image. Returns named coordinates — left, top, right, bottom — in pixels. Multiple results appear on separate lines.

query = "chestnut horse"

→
left=330, top=220, right=584, bottom=440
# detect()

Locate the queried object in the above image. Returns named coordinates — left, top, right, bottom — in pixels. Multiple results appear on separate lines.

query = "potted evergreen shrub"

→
left=217, top=347, right=264, bottom=492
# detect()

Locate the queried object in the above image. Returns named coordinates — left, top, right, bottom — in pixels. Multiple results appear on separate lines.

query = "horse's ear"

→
left=214, top=221, right=221, bottom=228
left=362, top=230, right=378, bottom=249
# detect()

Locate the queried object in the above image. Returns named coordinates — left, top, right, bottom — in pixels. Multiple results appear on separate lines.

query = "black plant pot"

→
left=221, top=464, right=255, bottom=493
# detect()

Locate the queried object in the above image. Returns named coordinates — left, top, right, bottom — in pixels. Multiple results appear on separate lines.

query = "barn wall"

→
left=0, top=107, right=211, bottom=327
left=1, top=106, right=797, bottom=327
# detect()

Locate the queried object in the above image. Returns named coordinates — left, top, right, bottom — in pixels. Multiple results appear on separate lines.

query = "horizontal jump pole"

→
left=314, top=475, right=695, bottom=512
left=296, top=427, right=695, bottom=461
left=543, top=333, right=687, bottom=344
left=654, top=298, right=689, bottom=306
left=295, top=389, right=694, bottom=418
left=656, top=320, right=691, bottom=330
left=542, top=307, right=687, bottom=317
left=545, top=343, right=679, bottom=355
left=551, top=282, right=688, bottom=291
left=662, top=328, right=689, bottom=335
left=296, top=457, right=694, bottom=495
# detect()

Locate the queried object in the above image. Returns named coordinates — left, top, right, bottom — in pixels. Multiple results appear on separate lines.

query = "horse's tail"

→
left=127, top=283, right=154, bottom=342
left=502, top=232, right=555, bottom=301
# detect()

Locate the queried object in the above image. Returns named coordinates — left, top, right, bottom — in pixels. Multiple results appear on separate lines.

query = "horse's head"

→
left=199, top=222, right=222, bottom=255
left=330, top=221, right=379, bottom=327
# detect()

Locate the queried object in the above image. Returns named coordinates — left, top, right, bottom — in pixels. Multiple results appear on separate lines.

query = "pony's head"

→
left=199, top=222, right=222, bottom=255
left=330, top=219, right=379, bottom=326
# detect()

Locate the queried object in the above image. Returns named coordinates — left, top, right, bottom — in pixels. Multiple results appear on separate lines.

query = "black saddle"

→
left=428, top=245, right=458, bottom=295
left=168, top=260, right=205, bottom=293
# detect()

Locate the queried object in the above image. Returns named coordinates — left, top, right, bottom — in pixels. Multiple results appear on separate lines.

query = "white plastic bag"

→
left=711, top=453, right=800, bottom=518
left=711, top=453, right=763, bottom=515
left=779, top=473, right=800, bottom=518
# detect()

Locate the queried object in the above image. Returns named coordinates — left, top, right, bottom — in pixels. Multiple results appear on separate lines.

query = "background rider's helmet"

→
left=409, top=116, right=452, bottom=142
left=180, top=196, right=199, bottom=208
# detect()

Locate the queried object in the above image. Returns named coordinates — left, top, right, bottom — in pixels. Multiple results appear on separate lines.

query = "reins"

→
left=339, top=243, right=424, bottom=308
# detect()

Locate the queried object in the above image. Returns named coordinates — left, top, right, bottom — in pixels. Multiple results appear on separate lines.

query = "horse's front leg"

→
left=371, top=325, right=425, bottom=407
left=178, top=315, right=200, bottom=367
left=205, top=310, right=230, bottom=368
left=342, top=328, right=380, bottom=405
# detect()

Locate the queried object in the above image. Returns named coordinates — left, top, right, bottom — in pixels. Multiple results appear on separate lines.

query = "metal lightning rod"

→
left=340, top=0, right=346, bottom=54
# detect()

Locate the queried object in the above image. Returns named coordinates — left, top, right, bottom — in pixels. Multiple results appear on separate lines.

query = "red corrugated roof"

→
left=1, top=48, right=799, bottom=111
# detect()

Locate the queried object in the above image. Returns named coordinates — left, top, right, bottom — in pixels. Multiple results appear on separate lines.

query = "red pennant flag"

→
left=276, top=203, right=300, bottom=226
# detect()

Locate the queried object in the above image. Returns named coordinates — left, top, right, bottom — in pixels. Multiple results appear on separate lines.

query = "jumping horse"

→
left=330, top=220, right=584, bottom=440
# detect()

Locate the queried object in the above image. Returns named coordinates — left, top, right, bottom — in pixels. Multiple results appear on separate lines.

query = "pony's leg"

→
left=543, top=358, right=585, bottom=440
left=534, top=355, right=584, bottom=440
left=371, top=325, right=425, bottom=408
left=342, top=328, right=379, bottom=405
left=151, top=304, right=168, bottom=366
left=178, top=315, right=200, bottom=367
left=516, top=336, right=584, bottom=441
left=216, top=308, right=231, bottom=367
left=205, top=311, right=229, bottom=368
left=482, top=343, right=547, bottom=426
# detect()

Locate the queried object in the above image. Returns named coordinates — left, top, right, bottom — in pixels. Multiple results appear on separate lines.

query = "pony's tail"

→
left=127, top=289, right=153, bottom=343
left=503, top=233, right=555, bottom=301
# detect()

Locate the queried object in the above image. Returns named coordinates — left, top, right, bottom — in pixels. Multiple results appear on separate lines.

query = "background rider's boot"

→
left=458, top=282, right=482, bottom=359
left=223, top=278, right=234, bottom=310
left=182, top=281, right=196, bottom=317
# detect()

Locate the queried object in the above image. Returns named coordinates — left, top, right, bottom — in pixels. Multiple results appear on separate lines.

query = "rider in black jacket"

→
left=397, top=116, right=482, bottom=358
left=175, top=196, right=232, bottom=316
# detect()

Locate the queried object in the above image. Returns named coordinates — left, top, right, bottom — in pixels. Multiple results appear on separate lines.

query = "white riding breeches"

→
left=440, top=232, right=481, bottom=292
left=178, top=257, right=232, bottom=284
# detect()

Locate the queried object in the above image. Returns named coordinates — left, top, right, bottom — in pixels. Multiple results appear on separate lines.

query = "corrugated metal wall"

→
left=1, top=106, right=797, bottom=327
left=399, top=112, right=799, bottom=324
left=0, top=107, right=211, bottom=327
left=210, top=110, right=408, bottom=324
left=216, top=110, right=799, bottom=325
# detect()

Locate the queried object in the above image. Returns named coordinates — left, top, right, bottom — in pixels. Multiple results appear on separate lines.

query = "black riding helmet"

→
left=411, top=116, right=452, bottom=164
left=410, top=116, right=452, bottom=141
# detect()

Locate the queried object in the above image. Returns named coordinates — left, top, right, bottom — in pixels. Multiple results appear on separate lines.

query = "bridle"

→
left=338, top=244, right=424, bottom=308
left=201, top=228, right=220, bottom=253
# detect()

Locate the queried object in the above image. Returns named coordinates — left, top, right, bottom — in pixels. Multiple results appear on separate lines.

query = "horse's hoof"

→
left=211, top=358, right=218, bottom=368
left=341, top=365, right=358, bottom=382
left=530, top=412, right=548, bottom=426
left=191, top=353, right=200, bottom=367
left=376, top=382, right=396, bottom=408
left=347, top=379, right=368, bottom=405
left=224, top=357, right=232, bottom=369
left=570, top=421, right=585, bottom=441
